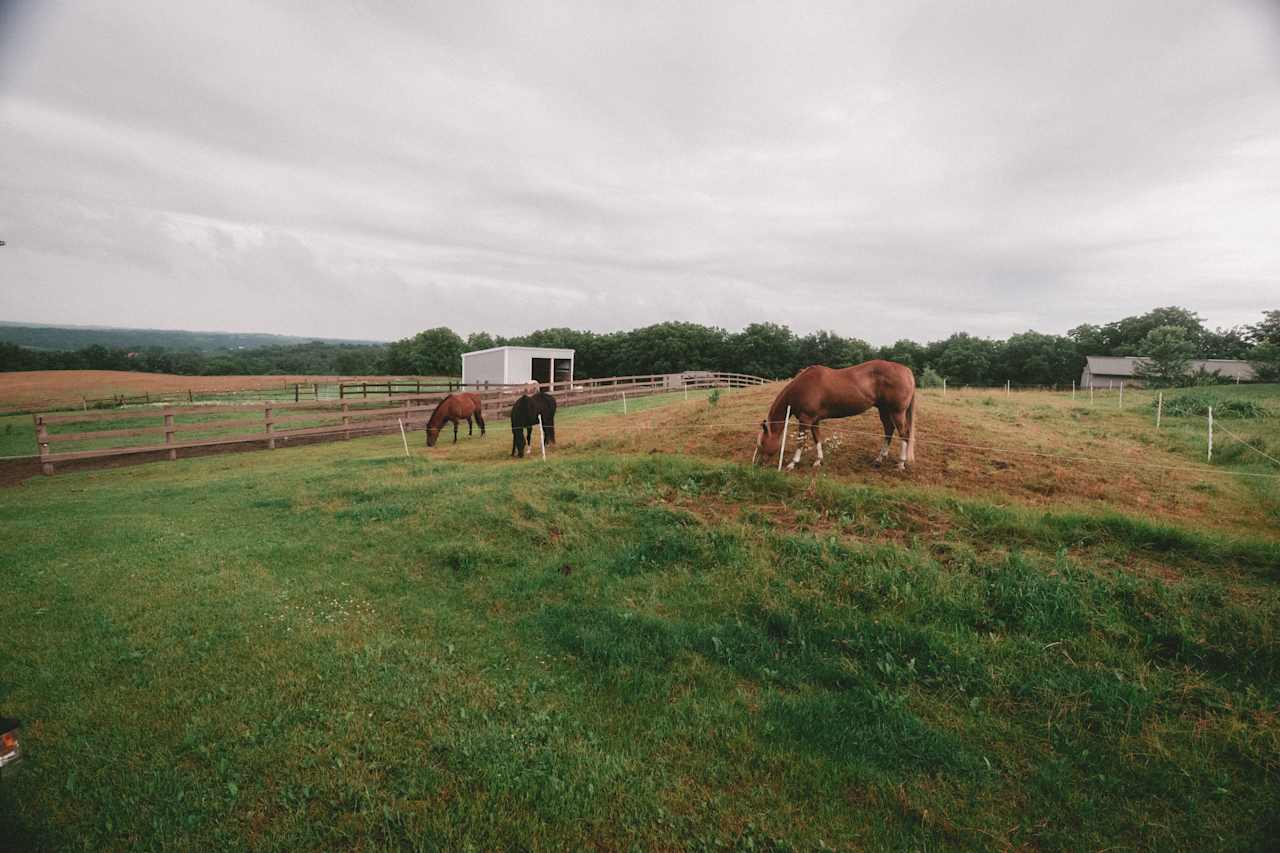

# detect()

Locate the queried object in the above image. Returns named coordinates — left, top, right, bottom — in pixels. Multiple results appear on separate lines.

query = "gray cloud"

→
left=1, top=0, right=1278, bottom=343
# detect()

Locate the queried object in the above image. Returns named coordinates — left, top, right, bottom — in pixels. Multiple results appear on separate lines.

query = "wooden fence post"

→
left=165, top=411, right=176, bottom=461
left=265, top=404, right=275, bottom=449
left=363, top=382, right=368, bottom=399
left=342, top=402, right=350, bottom=440
left=35, top=415, right=53, bottom=476
left=1207, top=407, right=1213, bottom=462
left=1156, top=392, right=1162, bottom=429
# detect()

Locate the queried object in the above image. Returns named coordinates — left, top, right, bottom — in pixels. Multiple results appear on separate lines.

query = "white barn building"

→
left=461, top=346, right=575, bottom=390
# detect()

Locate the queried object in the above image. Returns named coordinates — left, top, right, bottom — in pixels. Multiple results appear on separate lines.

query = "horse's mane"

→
left=764, top=366, right=822, bottom=432
left=426, top=394, right=456, bottom=430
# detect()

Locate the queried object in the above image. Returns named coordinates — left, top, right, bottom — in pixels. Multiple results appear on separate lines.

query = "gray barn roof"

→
left=1084, top=355, right=1257, bottom=381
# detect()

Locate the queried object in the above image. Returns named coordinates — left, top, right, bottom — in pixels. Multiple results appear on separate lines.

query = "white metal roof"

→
left=462, top=345, right=574, bottom=357
left=1085, top=355, right=1256, bottom=380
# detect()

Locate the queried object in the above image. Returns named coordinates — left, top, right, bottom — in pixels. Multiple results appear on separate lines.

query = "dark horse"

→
left=510, top=391, right=557, bottom=457
left=425, top=393, right=486, bottom=446
left=755, top=360, right=917, bottom=470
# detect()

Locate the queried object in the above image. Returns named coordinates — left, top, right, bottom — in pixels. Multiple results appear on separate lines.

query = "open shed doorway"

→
left=553, top=358, right=572, bottom=386
left=531, top=357, right=551, bottom=385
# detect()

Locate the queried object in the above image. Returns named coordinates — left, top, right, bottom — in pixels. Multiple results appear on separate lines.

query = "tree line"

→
left=3, top=306, right=1278, bottom=386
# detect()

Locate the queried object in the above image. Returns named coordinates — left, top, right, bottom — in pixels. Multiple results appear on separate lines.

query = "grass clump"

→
left=1159, top=392, right=1269, bottom=419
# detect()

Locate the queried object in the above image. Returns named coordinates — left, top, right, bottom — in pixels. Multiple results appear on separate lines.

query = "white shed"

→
left=461, top=346, right=575, bottom=390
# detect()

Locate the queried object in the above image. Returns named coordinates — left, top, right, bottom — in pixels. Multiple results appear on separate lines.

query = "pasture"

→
left=1, top=384, right=1278, bottom=849
left=0, top=371, right=455, bottom=415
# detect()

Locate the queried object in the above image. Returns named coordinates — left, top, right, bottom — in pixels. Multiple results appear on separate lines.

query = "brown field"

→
left=0, top=370, right=441, bottom=413
left=497, top=384, right=1278, bottom=537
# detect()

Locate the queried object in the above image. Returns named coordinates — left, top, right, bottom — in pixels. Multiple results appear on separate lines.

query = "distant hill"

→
left=0, top=321, right=387, bottom=352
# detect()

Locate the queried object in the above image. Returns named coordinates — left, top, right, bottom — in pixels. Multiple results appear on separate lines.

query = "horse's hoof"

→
left=812, top=460, right=822, bottom=468
left=896, top=462, right=906, bottom=471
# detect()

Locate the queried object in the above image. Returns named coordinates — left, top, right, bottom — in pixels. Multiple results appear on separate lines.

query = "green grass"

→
left=2, top=433, right=1278, bottom=850
left=0, top=413, right=34, bottom=457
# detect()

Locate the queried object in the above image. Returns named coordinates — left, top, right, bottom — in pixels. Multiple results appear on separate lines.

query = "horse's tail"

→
left=906, top=392, right=917, bottom=463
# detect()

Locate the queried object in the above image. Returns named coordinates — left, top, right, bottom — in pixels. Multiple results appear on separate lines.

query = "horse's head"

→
left=754, top=418, right=781, bottom=464
left=425, top=425, right=441, bottom=447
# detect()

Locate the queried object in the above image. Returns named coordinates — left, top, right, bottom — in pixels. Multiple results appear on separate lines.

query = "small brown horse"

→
left=425, top=393, right=486, bottom=446
left=755, top=360, right=917, bottom=470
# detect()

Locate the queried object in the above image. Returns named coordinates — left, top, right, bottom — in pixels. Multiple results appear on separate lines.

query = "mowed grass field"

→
left=2, top=385, right=1279, bottom=849
left=0, top=370, right=455, bottom=415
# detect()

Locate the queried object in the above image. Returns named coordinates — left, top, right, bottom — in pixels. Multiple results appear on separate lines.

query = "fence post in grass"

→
left=35, top=415, right=53, bottom=476
left=265, top=404, right=275, bottom=450
left=777, top=404, right=791, bottom=472
left=1071, top=380, right=1075, bottom=400
left=165, top=411, right=176, bottom=461
left=294, top=384, right=299, bottom=403
left=398, top=418, right=410, bottom=457
left=1118, top=382, right=1124, bottom=409
left=1156, top=392, right=1163, bottom=429
left=1207, top=406, right=1213, bottom=462
left=363, top=382, right=368, bottom=399
left=1005, top=380, right=1010, bottom=397
left=538, top=414, right=547, bottom=461
left=341, top=401, right=350, bottom=440
left=1089, top=384, right=1094, bottom=404
left=313, top=383, right=319, bottom=400
left=942, top=378, right=947, bottom=398
left=622, top=392, right=628, bottom=415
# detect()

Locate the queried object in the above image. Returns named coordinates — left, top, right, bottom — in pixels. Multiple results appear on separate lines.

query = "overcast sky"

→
left=1, top=1, right=1278, bottom=344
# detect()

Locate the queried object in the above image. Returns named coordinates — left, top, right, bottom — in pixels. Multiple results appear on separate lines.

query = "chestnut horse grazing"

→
left=755, top=360, right=916, bottom=470
left=425, top=393, right=486, bottom=446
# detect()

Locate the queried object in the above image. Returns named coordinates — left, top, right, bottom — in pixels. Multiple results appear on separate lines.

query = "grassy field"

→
left=0, top=371, right=457, bottom=415
left=2, top=385, right=1278, bottom=849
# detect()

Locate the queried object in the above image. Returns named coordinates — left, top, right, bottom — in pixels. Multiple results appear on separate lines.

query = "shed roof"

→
left=1085, top=355, right=1257, bottom=380
left=462, top=345, right=574, bottom=358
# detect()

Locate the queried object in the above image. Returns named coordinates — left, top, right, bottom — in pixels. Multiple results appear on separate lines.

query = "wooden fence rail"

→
left=33, top=371, right=769, bottom=474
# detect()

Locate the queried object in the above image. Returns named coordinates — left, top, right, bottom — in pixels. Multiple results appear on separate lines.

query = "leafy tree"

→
left=919, top=367, right=944, bottom=388
left=932, top=333, right=998, bottom=386
left=1247, top=310, right=1280, bottom=346
left=383, top=327, right=465, bottom=375
left=995, top=331, right=1082, bottom=387
left=1249, top=342, right=1280, bottom=382
left=465, top=331, right=498, bottom=351
left=610, top=322, right=728, bottom=375
left=876, top=339, right=927, bottom=373
left=1135, top=325, right=1195, bottom=387
left=726, top=323, right=797, bottom=379
left=795, top=330, right=872, bottom=371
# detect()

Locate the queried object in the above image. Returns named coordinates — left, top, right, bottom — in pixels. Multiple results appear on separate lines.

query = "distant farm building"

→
left=462, top=346, right=575, bottom=389
left=1080, top=355, right=1257, bottom=388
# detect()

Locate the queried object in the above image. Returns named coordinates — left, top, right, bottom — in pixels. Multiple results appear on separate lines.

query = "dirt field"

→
left=0, top=370, right=446, bottom=413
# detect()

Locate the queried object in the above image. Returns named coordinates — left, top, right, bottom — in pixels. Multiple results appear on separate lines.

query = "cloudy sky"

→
left=1, top=0, right=1278, bottom=344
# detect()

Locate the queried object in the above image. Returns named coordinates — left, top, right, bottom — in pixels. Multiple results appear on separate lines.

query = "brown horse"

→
left=755, top=360, right=917, bottom=470
left=425, top=393, right=486, bottom=446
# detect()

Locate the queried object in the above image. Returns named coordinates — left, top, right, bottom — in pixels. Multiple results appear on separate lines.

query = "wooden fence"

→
left=33, top=371, right=768, bottom=474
